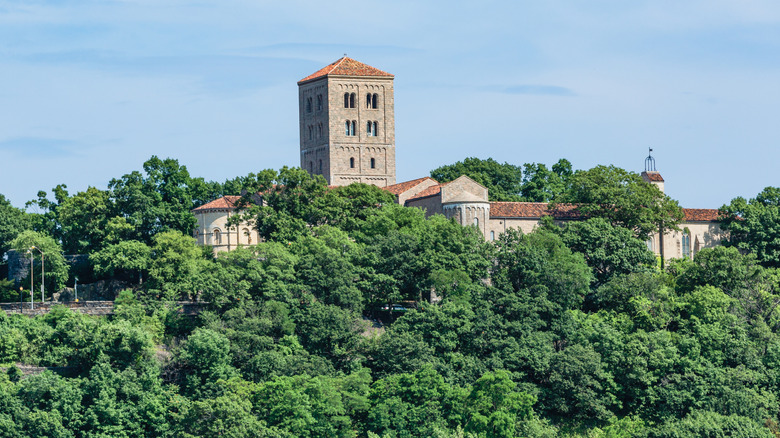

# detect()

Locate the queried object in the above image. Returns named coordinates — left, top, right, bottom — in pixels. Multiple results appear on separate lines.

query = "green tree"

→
left=464, top=370, right=536, bottom=438
left=90, top=240, right=151, bottom=284
left=147, top=230, right=208, bottom=300
left=0, top=193, right=28, bottom=261
left=431, top=157, right=524, bottom=202
left=559, top=218, right=656, bottom=287
left=177, top=328, right=238, bottom=397
left=720, top=186, right=780, bottom=268
left=367, top=366, right=466, bottom=437
left=520, top=159, right=573, bottom=202
left=10, top=230, right=69, bottom=294
left=493, top=228, right=593, bottom=312
left=56, top=186, right=114, bottom=254
left=109, top=156, right=200, bottom=242
left=555, top=165, right=683, bottom=240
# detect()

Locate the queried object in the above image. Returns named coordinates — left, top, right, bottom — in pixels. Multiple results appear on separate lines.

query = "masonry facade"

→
left=194, top=57, right=725, bottom=260
left=384, top=172, right=723, bottom=262
left=298, top=57, right=396, bottom=187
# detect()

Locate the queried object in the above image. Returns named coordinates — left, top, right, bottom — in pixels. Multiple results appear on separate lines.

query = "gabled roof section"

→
left=409, top=184, right=442, bottom=200
left=683, top=208, right=720, bottom=222
left=384, top=177, right=438, bottom=195
left=490, top=202, right=581, bottom=219
left=298, top=56, right=394, bottom=84
left=191, top=196, right=241, bottom=213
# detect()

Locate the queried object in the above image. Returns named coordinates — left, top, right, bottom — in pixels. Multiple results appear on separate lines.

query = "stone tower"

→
left=297, top=56, right=396, bottom=187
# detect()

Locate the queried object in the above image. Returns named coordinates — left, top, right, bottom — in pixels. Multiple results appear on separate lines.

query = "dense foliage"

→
left=1, top=157, right=780, bottom=437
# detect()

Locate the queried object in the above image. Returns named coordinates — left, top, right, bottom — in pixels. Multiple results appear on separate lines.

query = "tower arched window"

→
left=366, top=93, right=372, bottom=108
left=474, top=217, right=479, bottom=227
left=242, top=228, right=251, bottom=245
left=372, top=121, right=378, bottom=136
left=213, top=229, right=222, bottom=245
left=306, top=97, right=312, bottom=113
left=490, top=231, right=495, bottom=240
left=319, top=159, right=323, bottom=174
left=344, top=93, right=349, bottom=108
left=316, top=94, right=323, bottom=111
left=366, top=121, right=373, bottom=136
left=345, top=120, right=356, bottom=136
left=372, top=93, right=378, bottom=109
left=317, top=123, right=323, bottom=138
left=308, top=125, right=313, bottom=140
left=349, top=93, right=356, bottom=108
left=350, top=157, right=355, bottom=168
left=370, top=158, right=376, bottom=169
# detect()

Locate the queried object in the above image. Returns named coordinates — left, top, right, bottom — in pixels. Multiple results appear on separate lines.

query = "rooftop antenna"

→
left=644, top=147, right=656, bottom=172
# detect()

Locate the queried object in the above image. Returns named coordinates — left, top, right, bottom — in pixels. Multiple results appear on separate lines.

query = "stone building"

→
left=298, top=56, right=396, bottom=187
left=193, top=57, right=725, bottom=260
left=192, top=196, right=260, bottom=253
left=384, top=168, right=723, bottom=262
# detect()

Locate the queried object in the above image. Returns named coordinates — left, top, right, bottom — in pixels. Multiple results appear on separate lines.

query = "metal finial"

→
left=644, top=147, right=656, bottom=172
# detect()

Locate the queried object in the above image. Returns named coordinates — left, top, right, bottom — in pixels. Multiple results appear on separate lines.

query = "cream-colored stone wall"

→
left=193, top=209, right=260, bottom=255
left=443, top=203, right=490, bottom=236
left=649, top=221, right=724, bottom=261
left=299, top=76, right=396, bottom=187
left=406, top=194, right=443, bottom=216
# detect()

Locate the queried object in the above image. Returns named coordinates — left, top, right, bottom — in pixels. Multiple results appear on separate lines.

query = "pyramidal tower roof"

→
left=298, top=56, right=394, bottom=84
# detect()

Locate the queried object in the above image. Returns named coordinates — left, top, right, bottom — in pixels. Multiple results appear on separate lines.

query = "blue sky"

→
left=1, top=1, right=779, bottom=209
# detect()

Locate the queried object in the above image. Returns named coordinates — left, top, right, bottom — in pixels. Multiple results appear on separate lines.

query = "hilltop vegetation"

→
left=1, top=156, right=780, bottom=437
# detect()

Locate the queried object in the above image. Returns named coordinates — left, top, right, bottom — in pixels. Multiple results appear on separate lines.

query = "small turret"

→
left=641, top=148, right=665, bottom=193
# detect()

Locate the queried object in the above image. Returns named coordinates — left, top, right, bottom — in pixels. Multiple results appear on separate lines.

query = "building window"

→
left=317, top=123, right=323, bottom=138
left=366, top=121, right=378, bottom=136
left=319, top=159, right=323, bottom=174
left=316, top=94, right=323, bottom=111
left=370, top=158, right=376, bottom=169
left=350, top=157, right=355, bottom=168
left=308, top=125, right=313, bottom=140
left=344, top=92, right=355, bottom=108
left=213, top=229, right=222, bottom=245
left=345, top=120, right=356, bottom=136
left=309, top=161, right=313, bottom=172
left=646, top=239, right=654, bottom=252
left=474, top=217, right=479, bottom=227
left=490, top=231, right=495, bottom=241
left=366, top=93, right=378, bottom=109
left=243, top=228, right=251, bottom=245
left=306, top=97, right=312, bottom=113
left=373, top=121, right=378, bottom=136
left=682, top=231, right=691, bottom=259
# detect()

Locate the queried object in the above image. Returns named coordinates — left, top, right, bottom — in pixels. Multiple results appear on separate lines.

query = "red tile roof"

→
left=490, top=202, right=581, bottom=219
left=489, top=202, right=720, bottom=223
left=384, top=177, right=438, bottom=195
left=298, top=57, right=394, bottom=84
left=642, top=171, right=665, bottom=182
left=192, top=196, right=241, bottom=213
left=406, top=183, right=450, bottom=202
left=683, top=208, right=720, bottom=221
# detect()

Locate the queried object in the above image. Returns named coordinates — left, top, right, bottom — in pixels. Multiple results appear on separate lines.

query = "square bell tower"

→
left=297, top=56, right=396, bottom=187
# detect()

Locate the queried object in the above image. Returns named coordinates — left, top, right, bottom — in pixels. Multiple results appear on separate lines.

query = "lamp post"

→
left=26, top=249, right=33, bottom=309
left=30, top=246, right=44, bottom=303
